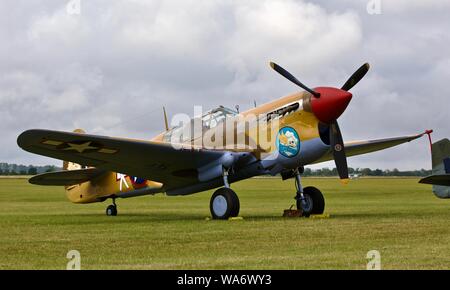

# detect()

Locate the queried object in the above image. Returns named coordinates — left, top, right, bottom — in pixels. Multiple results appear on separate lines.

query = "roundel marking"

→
left=130, top=176, right=148, bottom=189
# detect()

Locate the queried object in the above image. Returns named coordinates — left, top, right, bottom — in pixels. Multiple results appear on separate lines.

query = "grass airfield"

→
left=0, top=177, right=449, bottom=270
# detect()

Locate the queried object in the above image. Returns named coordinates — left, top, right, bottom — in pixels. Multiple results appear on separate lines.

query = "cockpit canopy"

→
left=202, top=106, right=238, bottom=129
left=163, top=106, right=238, bottom=143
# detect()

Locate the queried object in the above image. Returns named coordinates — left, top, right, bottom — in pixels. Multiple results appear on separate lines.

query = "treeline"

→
left=0, top=163, right=61, bottom=175
left=0, top=162, right=432, bottom=177
left=302, top=167, right=432, bottom=177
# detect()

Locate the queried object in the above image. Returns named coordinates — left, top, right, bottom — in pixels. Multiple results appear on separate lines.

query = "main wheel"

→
left=296, top=186, right=325, bottom=217
left=210, top=188, right=240, bottom=220
left=106, top=205, right=117, bottom=216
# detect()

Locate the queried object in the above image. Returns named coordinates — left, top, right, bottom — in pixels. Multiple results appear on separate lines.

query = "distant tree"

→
left=373, top=169, right=383, bottom=176
left=321, top=168, right=332, bottom=176
left=303, top=168, right=312, bottom=176
left=27, top=167, right=37, bottom=175
left=45, top=166, right=56, bottom=173
left=361, top=168, right=372, bottom=176
left=331, top=168, right=338, bottom=176
left=19, top=170, right=27, bottom=175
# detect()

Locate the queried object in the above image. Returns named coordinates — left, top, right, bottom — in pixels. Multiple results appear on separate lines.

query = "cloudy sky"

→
left=1, top=0, right=449, bottom=170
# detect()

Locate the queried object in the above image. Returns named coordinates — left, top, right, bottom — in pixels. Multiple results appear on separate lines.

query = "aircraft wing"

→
left=17, top=129, right=229, bottom=190
left=419, top=175, right=450, bottom=186
left=313, top=132, right=427, bottom=164
left=29, top=168, right=106, bottom=186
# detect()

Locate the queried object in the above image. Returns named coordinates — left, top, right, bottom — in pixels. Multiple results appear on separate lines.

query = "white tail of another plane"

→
left=420, top=138, right=450, bottom=198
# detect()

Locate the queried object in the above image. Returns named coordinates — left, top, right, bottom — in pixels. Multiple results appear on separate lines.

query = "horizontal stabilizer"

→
left=419, top=174, right=450, bottom=186
left=29, top=168, right=106, bottom=186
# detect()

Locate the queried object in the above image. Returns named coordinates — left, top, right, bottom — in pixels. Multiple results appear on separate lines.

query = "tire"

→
left=210, top=188, right=240, bottom=220
left=296, top=186, right=325, bottom=217
left=106, top=205, right=117, bottom=216
left=230, top=193, right=240, bottom=218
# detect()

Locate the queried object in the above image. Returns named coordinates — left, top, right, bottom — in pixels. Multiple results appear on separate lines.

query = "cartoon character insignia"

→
left=277, top=127, right=300, bottom=157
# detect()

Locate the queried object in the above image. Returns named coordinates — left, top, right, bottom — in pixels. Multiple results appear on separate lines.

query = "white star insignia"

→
left=63, top=141, right=98, bottom=153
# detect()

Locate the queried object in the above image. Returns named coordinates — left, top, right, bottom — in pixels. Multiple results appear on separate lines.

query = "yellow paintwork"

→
left=66, top=90, right=320, bottom=204
left=66, top=172, right=163, bottom=204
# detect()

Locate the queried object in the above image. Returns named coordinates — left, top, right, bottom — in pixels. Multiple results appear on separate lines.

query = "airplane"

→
left=349, top=173, right=361, bottom=179
left=17, top=62, right=432, bottom=219
left=419, top=138, right=450, bottom=198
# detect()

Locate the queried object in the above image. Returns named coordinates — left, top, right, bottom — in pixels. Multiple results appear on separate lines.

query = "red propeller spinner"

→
left=310, top=87, right=353, bottom=124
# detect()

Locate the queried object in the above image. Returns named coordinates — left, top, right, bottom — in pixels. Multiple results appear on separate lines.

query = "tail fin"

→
left=431, top=138, right=450, bottom=175
left=63, top=129, right=87, bottom=171
left=425, top=138, right=450, bottom=198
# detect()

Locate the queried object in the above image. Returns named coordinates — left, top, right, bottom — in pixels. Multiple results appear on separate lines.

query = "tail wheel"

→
left=106, top=205, right=117, bottom=216
left=210, top=188, right=240, bottom=220
left=297, top=186, right=325, bottom=217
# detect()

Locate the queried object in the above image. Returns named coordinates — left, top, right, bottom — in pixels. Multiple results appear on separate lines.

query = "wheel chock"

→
left=283, top=209, right=302, bottom=217
left=205, top=216, right=244, bottom=221
left=228, top=217, right=244, bottom=221
left=283, top=204, right=302, bottom=217
left=310, top=214, right=330, bottom=219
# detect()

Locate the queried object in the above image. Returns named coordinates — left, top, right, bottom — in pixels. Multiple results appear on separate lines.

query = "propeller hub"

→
left=310, top=87, right=352, bottom=123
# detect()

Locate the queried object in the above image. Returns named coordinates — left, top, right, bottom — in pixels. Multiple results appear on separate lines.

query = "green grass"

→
left=0, top=177, right=449, bottom=269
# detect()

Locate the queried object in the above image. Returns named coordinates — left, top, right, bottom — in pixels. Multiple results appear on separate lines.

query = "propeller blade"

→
left=330, top=121, right=349, bottom=181
left=270, top=62, right=320, bottom=98
left=341, top=63, right=370, bottom=91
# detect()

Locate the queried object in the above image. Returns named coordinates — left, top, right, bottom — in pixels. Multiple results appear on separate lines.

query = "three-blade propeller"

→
left=270, top=61, right=370, bottom=182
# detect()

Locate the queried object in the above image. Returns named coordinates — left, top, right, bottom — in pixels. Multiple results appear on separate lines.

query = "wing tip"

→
left=17, top=129, right=64, bottom=150
left=17, top=129, right=39, bottom=149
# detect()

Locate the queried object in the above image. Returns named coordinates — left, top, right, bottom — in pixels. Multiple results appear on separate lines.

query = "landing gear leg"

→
left=222, top=167, right=230, bottom=188
left=209, top=168, right=240, bottom=219
left=106, top=198, right=118, bottom=216
left=294, top=168, right=325, bottom=217
left=294, top=167, right=312, bottom=217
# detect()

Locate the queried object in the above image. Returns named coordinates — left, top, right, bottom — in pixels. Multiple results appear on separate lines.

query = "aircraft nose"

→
left=310, top=87, right=352, bottom=123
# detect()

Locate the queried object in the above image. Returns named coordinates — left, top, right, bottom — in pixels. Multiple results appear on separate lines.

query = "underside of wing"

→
left=313, top=132, right=427, bottom=164
left=18, top=129, right=228, bottom=191
left=29, top=168, right=106, bottom=186
left=419, top=174, right=450, bottom=186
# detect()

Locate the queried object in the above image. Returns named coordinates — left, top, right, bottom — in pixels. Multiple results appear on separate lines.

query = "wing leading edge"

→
left=17, top=129, right=228, bottom=191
